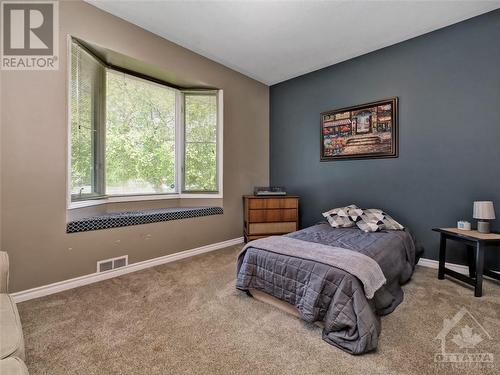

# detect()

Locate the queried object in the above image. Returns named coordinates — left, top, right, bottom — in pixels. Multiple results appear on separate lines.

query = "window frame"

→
left=68, top=39, right=106, bottom=202
left=181, top=90, right=222, bottom=195
left=66, top=37, right=223, bottom=210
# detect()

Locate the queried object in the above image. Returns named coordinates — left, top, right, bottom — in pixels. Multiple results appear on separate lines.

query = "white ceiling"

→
left=86, top=0, right=500, bottom=85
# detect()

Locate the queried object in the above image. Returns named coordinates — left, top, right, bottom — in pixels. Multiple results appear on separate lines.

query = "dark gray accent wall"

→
left=270, top=10, right=500, bottom=268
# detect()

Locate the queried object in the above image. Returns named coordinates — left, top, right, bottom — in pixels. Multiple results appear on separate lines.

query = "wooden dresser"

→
left=243, top=195, right=299, bottom=242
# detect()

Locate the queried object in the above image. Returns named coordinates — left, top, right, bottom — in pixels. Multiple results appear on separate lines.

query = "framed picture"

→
left=320, top=97, right=398, bottom=161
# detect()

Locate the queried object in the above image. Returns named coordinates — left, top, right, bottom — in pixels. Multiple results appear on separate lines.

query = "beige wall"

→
left=0, top=0, right=269, bottom=292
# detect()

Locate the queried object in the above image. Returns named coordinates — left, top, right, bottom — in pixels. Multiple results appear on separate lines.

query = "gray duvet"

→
left=236, top=223, right=423, bottom=354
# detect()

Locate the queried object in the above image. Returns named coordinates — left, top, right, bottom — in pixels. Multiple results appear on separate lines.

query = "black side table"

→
left=432, top=228, right=500, bottom=297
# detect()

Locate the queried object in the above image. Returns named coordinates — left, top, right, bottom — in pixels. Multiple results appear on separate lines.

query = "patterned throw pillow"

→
left=382, top=215, right=404, bottom=231
left=347, top=207, right=364, bottom=221
left=322, top=204, right=358, bottom=228
left=356, top=219, right=382, bottom=233
left=355, top=209, right=404, bottom=232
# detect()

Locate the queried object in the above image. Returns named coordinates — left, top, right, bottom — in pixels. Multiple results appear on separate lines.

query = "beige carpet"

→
left=18, top=245, right=500, bottom=375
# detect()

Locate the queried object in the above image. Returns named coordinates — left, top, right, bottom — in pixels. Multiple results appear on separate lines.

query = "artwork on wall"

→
left=320, top=97, right=398, bottom=160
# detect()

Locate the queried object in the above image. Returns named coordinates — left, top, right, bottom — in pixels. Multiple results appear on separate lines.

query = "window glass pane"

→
left=106, top=70, right=176, bottom=195
left=184, top=94, right=218, bottom=192
left=70, top=42, right=103, bottom=198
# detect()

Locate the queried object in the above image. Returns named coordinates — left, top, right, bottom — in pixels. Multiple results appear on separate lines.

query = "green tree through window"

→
left=184, top=94, right=218, bottom=192
left=106, top=71, right=176, bottom=195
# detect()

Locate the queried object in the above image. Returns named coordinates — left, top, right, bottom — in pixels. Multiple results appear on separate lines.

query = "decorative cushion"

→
left=322, top=204, right=358, bottom=217
left=0, top=357, right=29, bottom=375
left=355, top=209, right=404, bottom=232
left=0, top=252, right=8, bottom=293
left=324, top=215, right=354, bottom=228
left=322, top=204, right=358, bottom=228
left=0, top=294, right=25, bottom=361
left=356, top=219, right=382, bottom=233
left=382, top=215, right=405, bottom=231
left=347, top=207, right=364, bottom=221
left=359, top=209, right=385, bottom=221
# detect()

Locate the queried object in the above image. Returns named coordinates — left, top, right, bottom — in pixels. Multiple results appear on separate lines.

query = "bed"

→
left=236, top=222, right=423, bottom=354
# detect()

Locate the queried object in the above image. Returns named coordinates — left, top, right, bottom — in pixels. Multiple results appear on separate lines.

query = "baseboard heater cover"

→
left=67, top=206, right=223, bottom=233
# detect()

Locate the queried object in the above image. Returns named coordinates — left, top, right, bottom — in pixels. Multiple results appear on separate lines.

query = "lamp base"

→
left=477, top=221, right=490, bottom=234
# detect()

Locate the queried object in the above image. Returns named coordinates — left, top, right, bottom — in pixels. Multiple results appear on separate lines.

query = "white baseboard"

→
left=417, top=257, right=499, bottom=276
left=11, top=248, right=495, bottom=303
left=12, top=237, right=244, bottom=303
left=417, top=257, right=469, bottom=274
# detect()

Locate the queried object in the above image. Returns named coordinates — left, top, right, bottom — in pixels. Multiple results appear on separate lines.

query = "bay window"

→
left=69, top=39, right=222, bottom=206
left=183, top=93, right=219, bottom=192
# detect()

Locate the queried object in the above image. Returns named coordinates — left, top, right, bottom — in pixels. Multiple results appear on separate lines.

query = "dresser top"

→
left=433, top=227, right=500, bottom=242
left=243, top=195, right=299, bottom=199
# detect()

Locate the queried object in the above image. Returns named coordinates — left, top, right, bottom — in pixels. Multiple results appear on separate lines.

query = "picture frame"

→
left=320, top=97, right=399, bottom=161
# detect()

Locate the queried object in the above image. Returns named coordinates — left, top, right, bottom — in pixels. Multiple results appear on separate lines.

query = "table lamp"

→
left=473, top=201, right=495, bottom=233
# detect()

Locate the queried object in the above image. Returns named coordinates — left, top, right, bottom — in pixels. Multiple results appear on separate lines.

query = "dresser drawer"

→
left=248, top=208, right=297, bottom=223
left=248, top=198, right=298, bottom=210
left=248, top=222, right=297, bottom=235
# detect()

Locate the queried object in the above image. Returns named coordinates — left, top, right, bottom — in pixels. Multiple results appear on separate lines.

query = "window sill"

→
left=67, top=206, right=223, bottom=233
left=68, top=193, right=223, bottom=210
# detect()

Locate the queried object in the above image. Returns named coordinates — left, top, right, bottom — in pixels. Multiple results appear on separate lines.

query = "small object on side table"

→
left=432, top=227, right=500, bottom=297
left=473, top=201, right=495, bottom=233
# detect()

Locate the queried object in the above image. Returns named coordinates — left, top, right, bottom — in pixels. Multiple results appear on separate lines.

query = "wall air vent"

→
left=97, top=255, right=128, bottom=273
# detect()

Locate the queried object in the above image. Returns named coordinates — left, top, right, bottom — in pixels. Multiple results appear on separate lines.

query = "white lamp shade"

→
left=473, top=201, right=496, bottom=220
